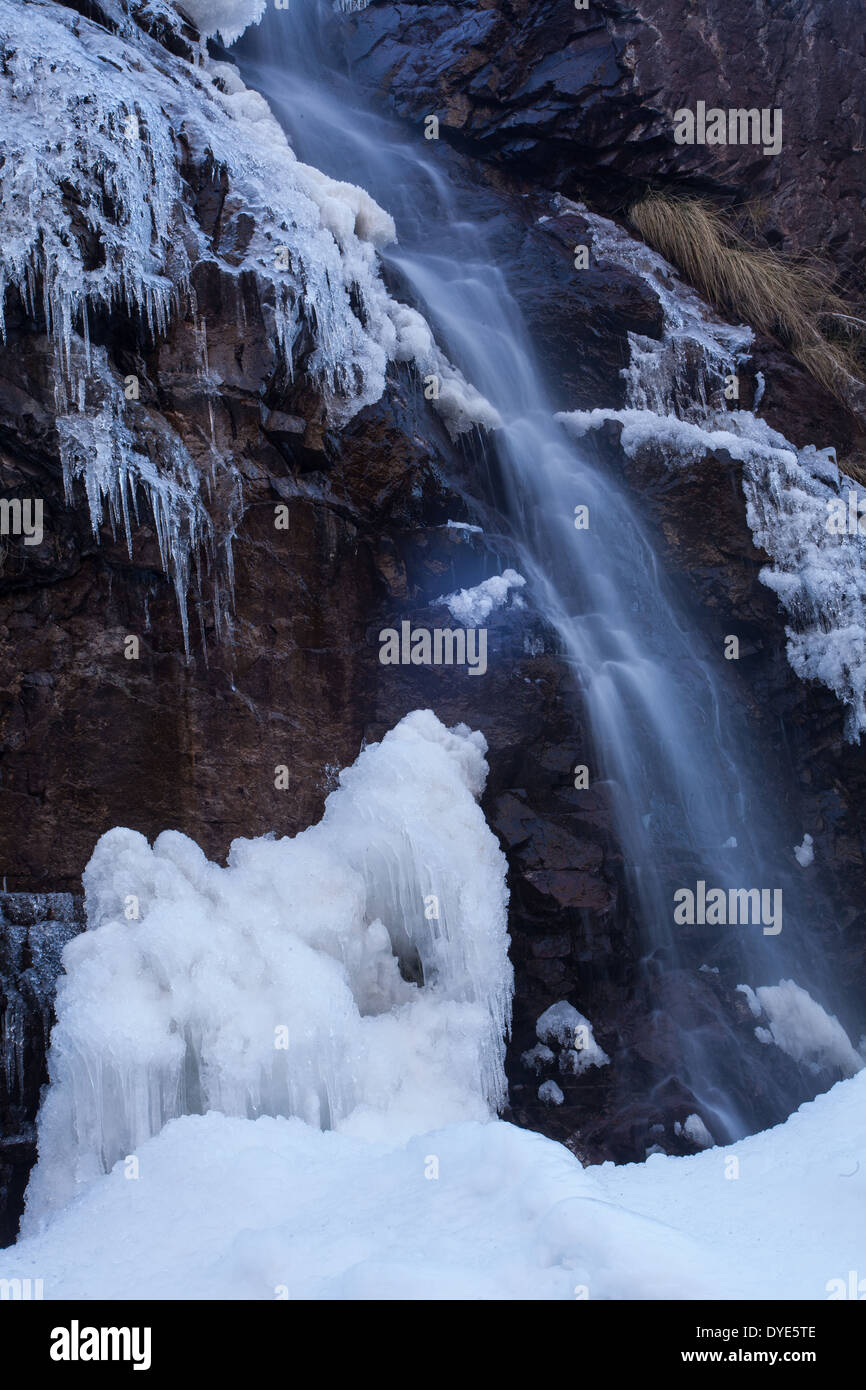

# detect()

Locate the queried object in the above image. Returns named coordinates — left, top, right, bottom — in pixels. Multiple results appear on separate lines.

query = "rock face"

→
left=343, top=0, right=866, bottom=460
left=1, top=0, right=865, bottom=1243
left=344, top=0, right=866, bottom=280
left=0, top=0, right=634, bottom=1233
left=0, top=893, right=82, bottom=1246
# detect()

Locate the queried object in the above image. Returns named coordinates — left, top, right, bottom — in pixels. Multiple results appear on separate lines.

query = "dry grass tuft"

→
left=628, top=191, right=866, bottom=408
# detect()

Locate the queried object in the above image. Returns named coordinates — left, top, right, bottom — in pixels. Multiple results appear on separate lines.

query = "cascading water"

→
left=234, top=0, right=861, bottom=1141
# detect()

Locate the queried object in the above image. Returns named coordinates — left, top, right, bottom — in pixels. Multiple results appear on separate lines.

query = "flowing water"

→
left=235, top=2, right=849, bottom=1140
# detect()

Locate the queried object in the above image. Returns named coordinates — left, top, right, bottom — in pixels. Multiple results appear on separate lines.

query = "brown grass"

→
left=628, top=192, right=865, bottom=408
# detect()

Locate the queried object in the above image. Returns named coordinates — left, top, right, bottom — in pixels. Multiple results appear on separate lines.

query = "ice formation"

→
left=21, top=711, right=512, bottom=1230
left=0, top=894, right=82, bottom=1114
left=0, top=0, right=498, bottom=644
left=748, top=979, right=863, bottom=1078
left=558, top=203, right=866, bottom=741
left=736, top=982, right=764, bottom=1018
left=0, top=0, right=415, bottom=417
left=177, top=0, right=266, bottom=45
left=521, top=1042, right=555, bottom=1073
left=535, top=1001, right=610, bottom=1075
left=438, top=569, right=526, bottom=626
left=56, top=342, right=242, bottom=650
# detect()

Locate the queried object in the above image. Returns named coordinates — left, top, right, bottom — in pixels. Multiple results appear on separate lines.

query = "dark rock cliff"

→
left=344, top=0, right=866, bottom=283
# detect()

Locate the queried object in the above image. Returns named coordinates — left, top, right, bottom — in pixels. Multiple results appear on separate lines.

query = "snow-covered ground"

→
left=1, top=1073, right=864, bottom=1299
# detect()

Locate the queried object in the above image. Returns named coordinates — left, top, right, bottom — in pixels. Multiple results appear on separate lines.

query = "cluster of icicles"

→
left=0, top=0, right=498, bottom=649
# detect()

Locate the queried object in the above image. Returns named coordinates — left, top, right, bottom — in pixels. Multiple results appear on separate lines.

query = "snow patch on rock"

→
left=536, top=1001, right=609, bottom=1074
left=538, top=1080, right=564, bottom=1106
left=438, top=569, right=526, bottom=626
left=558, top=204, right=866, bottom=741
left=747, top=979, right=863, bottom=1078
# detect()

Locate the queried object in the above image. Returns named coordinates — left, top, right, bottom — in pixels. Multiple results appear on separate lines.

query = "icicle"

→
left=0, top=0, right=500, bottom=654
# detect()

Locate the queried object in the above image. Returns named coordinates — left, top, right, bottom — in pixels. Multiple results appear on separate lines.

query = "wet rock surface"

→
left=338, top=0, right=866, bottom=1162
left=344, top=0, right=866, bottom=284
left=0, top=893, right=83, bottom=1246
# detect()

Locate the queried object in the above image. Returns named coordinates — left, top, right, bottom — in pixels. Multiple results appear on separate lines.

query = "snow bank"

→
left=438, top=569, right=526, bottom=626
left=5, top=1067, right=866, bottom=1299
left=21, top=710, right=512, bottom=1230
left=559, top=203, right=866, bottom=740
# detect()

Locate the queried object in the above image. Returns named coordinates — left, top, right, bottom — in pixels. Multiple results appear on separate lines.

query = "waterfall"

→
left=233, top=0, right=862, bottom=1141
left=4, top=0, right=865, bottom=1306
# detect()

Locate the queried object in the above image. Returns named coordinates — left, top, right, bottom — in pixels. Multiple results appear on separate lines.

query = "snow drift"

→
left=5, top=1064, right=866, bottom=1298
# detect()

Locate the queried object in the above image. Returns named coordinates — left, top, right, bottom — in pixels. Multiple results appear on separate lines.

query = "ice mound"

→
left=749, top=979, right=863, bottom=1078
left=21, top=711, right=512, bottom=1231
left=438, top=569, right=526, bottom=626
